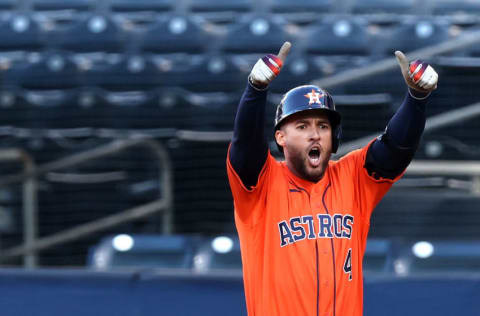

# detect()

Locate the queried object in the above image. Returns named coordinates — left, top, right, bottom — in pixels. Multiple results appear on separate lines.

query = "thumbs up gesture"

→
left=249, top=42, right=291, bottom=89
left=395, top=51, right=438, bottom=95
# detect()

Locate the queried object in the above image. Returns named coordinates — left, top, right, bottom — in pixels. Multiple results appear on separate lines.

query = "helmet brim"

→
left=275, top=107, right=341, bottom=130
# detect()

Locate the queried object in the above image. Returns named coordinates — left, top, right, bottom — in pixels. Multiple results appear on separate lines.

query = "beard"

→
left=285, top=143, right=331, bottom=183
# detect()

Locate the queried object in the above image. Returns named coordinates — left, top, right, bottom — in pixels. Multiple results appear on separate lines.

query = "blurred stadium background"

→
left=0, top=0, right=480, bottom=315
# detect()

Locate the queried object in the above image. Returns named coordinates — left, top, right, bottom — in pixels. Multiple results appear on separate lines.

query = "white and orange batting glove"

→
left=395, top=50, right=438, bottom=98
left=249, top=41, right=291, bottom=89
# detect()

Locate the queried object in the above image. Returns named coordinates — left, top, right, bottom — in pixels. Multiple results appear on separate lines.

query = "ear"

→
left=275, top=129, right=286, bottom=148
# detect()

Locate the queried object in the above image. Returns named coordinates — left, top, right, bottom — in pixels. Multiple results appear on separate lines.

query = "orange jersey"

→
left=227, top=141, right=403, bottom=316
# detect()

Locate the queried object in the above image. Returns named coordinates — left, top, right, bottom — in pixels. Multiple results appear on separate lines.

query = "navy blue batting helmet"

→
left=275, top=85, right=342, bottom=153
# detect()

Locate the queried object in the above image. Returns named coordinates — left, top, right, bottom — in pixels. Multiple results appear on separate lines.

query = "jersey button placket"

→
left=310, top=186, right=322, bottom=210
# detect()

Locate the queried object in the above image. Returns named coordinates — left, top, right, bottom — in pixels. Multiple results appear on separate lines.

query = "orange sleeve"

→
left=337, top=139, right=405, bottom=223
left=226, top=144, right=274, bottom=227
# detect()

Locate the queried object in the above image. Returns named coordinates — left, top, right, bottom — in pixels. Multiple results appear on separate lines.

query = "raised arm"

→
left=366, top=51, right=439, bottom=179
left=229, top=42, right=291, bottom=188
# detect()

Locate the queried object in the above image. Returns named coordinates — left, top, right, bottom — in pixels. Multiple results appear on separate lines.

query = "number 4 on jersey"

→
left=343, top=248, right=353, bottom=281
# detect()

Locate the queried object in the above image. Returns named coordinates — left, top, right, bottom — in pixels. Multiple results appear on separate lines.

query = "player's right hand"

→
left=249, top=41, right=291, bottom=89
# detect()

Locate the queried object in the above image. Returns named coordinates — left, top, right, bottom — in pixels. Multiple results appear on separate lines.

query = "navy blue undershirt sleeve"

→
left=366, top=89, right=429, bottom=180
left=229, top=81, right=269, bottom=188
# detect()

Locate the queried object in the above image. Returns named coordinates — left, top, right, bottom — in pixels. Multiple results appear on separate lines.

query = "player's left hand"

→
left=395, top=51, right=438, bottom=94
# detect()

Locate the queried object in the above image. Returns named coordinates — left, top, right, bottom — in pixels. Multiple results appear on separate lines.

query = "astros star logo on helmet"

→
left=304, top=89, right=324, bottom=105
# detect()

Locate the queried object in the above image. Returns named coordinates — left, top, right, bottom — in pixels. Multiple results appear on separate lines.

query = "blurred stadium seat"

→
left=32, top=0, right=93, bottom=11
left=303, top=17, right=371, bottom=56
left=0, top=86, right=40, bottom=127
left=88, top=234, right=198, bottom=269
left=220, top=14, right=292, bottom=54
left=141, top=15, right=212, bottom=54
left=432, top=0, right=480, bottom=16
left=55, top=15, right=126, bottom=53
left=168, top=54, right=245, bottom=92
left=0, top=0, right=15, bottom=10
left=155, top=87, right=236, bottom=130
left=363, top=238, right=394, bottom=274
left=379, top=19, right=450, bottom=56
left=84, top=54, right=162, bottom=91
left=270, top=0, right=333, bottom=13
left=467, top=34, right=480, bottom=57
left=0, top=15, right=44, bottom=51
left=110, top=0, right=175, bottom=13
left=405, top=240, right=480, bottom=274
left=426, top=56, right=480, bottom=120
left=268, top=50, right=324, bottom=93
left=188, top=0, right=254, bottom=13
left=4, top=51, right=81, bottom=89
left=352, top=0, right=415, bottom=15
left=193, top=235, right=242, bottom=272
left=334, top=93, right=393, bottom=141
left=16, top=89, right=80, bottom=128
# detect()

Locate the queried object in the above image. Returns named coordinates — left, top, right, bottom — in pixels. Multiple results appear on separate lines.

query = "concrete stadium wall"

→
left=0, top=269, right=479, bottom=316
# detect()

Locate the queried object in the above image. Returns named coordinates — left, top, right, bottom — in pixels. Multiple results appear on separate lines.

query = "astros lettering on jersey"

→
left=227, top=141, right=403, bottom=316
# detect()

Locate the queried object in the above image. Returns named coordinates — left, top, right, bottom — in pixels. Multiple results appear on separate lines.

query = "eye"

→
left=320, top=123, right=330, bottom=129
left=296, top=124, right=306, bottom=130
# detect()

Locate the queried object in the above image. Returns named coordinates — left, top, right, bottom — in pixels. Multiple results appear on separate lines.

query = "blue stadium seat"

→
left=363, top=238, right=394, bottom=274
left=110, top=0, right=174, bottom=12
left=334, top=93, right=393, bottom=141
left=84, top=54, right=162, bottom=90
left=65, top=86, right=231, bottom=130
left=268, top=54, right=324, bottom=93
left=271, top=0, right=333, bottom=13
left=220, top=15, right=291, bottom=54
left=101, top=89, right=181, bottom=129
left=433, top=0, right=480, bottom=15
left=193, top=235, right=242, bottom=272
left=55, top=15, right=126, bottom=53
left=5, top=51, right=81, bottom=90
left=379, top=20, right=450, bottom=56
left=32, top=0, right=93, bottom=11
left=0, top=0, right=15, bottom=10
left=304, top=17, right=371, bottom=56
left=405, top=240, right=480, bottom=274
left=467, top=37, right=480, bottom=58
left=414, top=58, right=480, bottom=160
left=88, top=234, right=198, bottom=269
left=155, top=87, right=235, bottom=130
left=0, top=86, right=40, bottom=127
left=167, top=55, right=245, bottom=92
left=427, top=57, right=480, bottom=115
left=0, top=88, right=88, bottom=129
left=352, top=0, right=414, bottom=14
left=141, top=15, right=212, bottom=54
left=0, top=15, right=44, bottom=51
left=188, top=0, right=254, bottom=13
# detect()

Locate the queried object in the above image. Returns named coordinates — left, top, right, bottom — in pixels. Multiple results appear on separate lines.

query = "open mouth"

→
left=308, top=146, right=321, bottom=167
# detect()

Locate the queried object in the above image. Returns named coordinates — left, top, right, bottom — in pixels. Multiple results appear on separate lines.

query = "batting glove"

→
left=249, top=42, right=291, bottom=89
left=395, top=51, right=438, bottom=98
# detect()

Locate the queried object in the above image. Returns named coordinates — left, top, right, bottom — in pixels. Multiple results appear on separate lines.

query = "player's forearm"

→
left=229, top=81, right=269, bottom=188
left=387, top=88, right=428, bottom=148
left=366, top=89, right=428, bottom=179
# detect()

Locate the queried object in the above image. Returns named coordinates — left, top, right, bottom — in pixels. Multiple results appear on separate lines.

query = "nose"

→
left=309, top=126, right=321, bottom=141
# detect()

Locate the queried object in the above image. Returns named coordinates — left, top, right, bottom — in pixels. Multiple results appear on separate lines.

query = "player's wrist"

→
left=408, top=87, right=430, bottom=100
left=248, top=75, right=269, bottom=91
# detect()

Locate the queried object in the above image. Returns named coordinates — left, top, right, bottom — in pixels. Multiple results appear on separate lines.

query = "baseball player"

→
left=227, top=41, right=438, bottom=316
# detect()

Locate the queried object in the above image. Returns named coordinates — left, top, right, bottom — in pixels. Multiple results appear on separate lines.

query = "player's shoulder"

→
left=330, top=146, right=366, bottom=166
left=328, top=145, right=369, bottom=176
